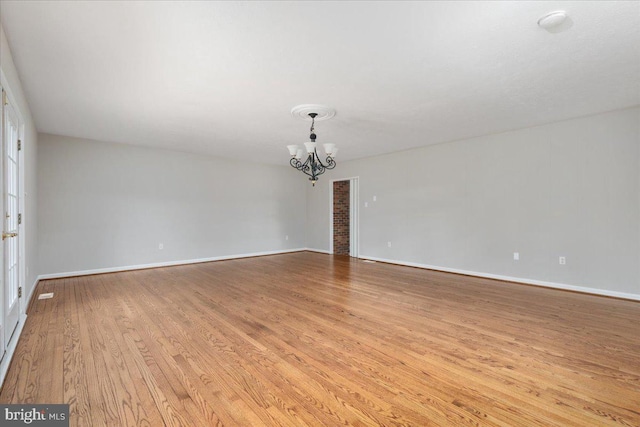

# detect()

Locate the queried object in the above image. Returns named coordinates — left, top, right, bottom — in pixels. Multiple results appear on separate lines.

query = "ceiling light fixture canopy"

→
left=537, top=10, right=568, bottom=30
left=287, top=105, right=337, bottom=186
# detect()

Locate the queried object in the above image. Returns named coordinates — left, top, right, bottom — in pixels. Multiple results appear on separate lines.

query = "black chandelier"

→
left=287, top=112, right=337, bottom=186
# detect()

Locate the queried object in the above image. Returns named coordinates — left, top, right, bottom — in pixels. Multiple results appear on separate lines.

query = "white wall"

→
left=1, top=25, right=38, bottom=299
left=38, top=134, right=306, bottom=275
left=307, top=107, right=640, bottom=298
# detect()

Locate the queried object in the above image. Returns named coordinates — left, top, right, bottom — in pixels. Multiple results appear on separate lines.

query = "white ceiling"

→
left=1, top=1, right=639, bottom=164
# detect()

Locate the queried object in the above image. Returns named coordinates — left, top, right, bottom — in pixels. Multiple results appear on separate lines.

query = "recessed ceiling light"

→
left=538, top=11, right=568, bottom=30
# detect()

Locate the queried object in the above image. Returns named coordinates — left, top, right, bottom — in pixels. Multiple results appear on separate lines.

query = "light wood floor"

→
left=1, top=252, right=638, bottom=426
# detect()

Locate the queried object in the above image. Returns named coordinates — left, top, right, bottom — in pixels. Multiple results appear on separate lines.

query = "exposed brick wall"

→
left=333, top=180, right=350, bottom=255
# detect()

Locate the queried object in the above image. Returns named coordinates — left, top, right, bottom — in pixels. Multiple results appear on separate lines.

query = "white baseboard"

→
left=35, top=249, right=640, bottom=301
left=358, top=255, right=640, bottom=302
left=0, top=313, right=27, bottom=388
left=0, top=278, right=38, bottom=388
left=38, top=248, right=307, bottom=280
left=304, top=248, right=331, bottom=254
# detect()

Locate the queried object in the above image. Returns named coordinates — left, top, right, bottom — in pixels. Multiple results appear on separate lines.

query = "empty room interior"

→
left=0, top=1, right=639, bottom=426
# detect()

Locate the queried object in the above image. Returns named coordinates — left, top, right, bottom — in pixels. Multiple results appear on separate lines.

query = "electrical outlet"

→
left=559, top=256, right=566, bottom=265
left=513, top=252, right=519, bottom=261
left=159, top=243, right=164, bottom=250
left=373, top=195, right=377, bottom=202
left=364, top=202, right=368, bottom=208
left=285, top=235, right=289, bottom=241
left=387, top=241, right=392, bottom=248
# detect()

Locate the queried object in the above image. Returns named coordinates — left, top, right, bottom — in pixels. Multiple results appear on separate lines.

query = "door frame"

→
left=0, top=71, right=27, bottom=362
left=329, top=176, right=359, bottom=257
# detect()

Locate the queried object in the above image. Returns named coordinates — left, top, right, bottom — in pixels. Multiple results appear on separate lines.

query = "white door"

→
left=2, top=91, right=20, bottom=349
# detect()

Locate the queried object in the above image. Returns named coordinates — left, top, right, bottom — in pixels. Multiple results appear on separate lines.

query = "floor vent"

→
left=38, top=293, right=54, bottom=300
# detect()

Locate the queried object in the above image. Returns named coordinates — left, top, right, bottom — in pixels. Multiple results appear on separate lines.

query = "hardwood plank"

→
left=63, top=278, right=95, bottom=426
left=1, top=252, right=638, bottom=426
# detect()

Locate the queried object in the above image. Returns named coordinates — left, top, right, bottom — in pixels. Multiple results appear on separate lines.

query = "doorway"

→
left=330, top=177, right=359, bottom=257
left=1, top=88, right=22, bottom=354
